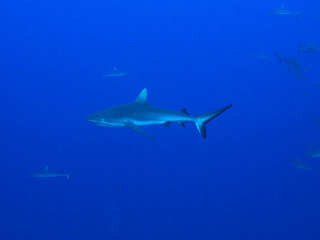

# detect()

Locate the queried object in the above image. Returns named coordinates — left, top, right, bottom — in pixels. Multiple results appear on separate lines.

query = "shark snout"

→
left=86, top=115, right=116, bottom=127
left=86, top=114, right=99, bottom=122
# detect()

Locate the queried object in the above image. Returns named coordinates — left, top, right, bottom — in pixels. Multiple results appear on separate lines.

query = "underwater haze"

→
left=1, top=0, right=320, bottom=239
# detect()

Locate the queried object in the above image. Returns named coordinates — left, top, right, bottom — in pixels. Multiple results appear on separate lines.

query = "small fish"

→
left=32, top=166, right=70, bottom=180
left=291, top=160, right=312, bottom=170
left=103, top=67, right=128, bottom=78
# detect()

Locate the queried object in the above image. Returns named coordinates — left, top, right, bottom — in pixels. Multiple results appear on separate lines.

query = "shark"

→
left=274, top=52, right=305, bottom=79
left=86, top=88, right=232, bottom=139
left=32, top=166, right=70, bottom=180
left=103, top=67, right=128, bottom=78
left=308, top=149, right=320, bottom=158
left=272, top=3, right=301, bottom=18
left=291, top=160, right=312, bottom=170
left=298, top=42, right=320, bottom=55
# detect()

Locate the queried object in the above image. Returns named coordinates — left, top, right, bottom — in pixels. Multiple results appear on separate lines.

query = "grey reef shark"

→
left=103, top=67, right=128, bottom=78
left=274, top=52, right=305, bottom=79
left=271, top=3, right=301, bottom=18
left=308, top=149, right=320, bottom=158
left=298, top=42, right=320, bottom=55
left=86, top=88, right=232, bottom=139
left=32, top=166, right=70, bottom=180
left=291, top=160, right=312, bottom=170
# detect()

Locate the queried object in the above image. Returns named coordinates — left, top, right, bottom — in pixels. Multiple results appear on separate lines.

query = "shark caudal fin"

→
left=194, top=105, right=232, bottom=139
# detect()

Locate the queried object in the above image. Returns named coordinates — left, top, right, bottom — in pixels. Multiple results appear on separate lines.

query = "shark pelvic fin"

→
left=135, top=88, right=148, bottom=104
left=179, top=108, right=189, bottom=127
left=125, top=122, right=154, bottom=139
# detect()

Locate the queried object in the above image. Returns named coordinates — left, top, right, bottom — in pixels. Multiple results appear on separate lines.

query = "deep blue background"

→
left=1, top=0, right=320, bottom=239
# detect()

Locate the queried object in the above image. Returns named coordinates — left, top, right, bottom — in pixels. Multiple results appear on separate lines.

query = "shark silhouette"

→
left=274, top=52, right=305, bottom=79
left=32, top=166, right=70, bottom=179
left=103, top=67, right=128, bottom=78
left=272, top=3, right=301, bottom=18
left=86, top=88, right=232, bottom=139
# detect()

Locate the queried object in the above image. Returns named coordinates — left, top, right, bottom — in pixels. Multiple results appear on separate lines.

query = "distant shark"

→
left=32, top=166, right=70, bottom=180
left=291, top=160, right=312, bottom=170
left=298, top=42, right=320, bottom=55
left=272, top=3, right=301, bottom=18
left=103, top=67, right=128, bottom=78
left=274, top=52, right=305, bottom=79
left=86, top=88, right=232, bottom=139
left=308, top=149, right=320, bottom=158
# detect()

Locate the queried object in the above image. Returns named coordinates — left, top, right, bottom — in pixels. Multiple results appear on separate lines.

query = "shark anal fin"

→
left=180, top=122, right=186, bottom=127
left=125, top=122, right=155, bottom=139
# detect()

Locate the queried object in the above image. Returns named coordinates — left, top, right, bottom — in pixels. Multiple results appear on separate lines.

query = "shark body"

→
left=103, top=67, right=128, bottom=78
left=309, top=150, right=320, bottom=158
left=298, top=42, right=320, bottom=55
left=32, top=166, right=70, bottom=180
left=86, top=88, right=232, bottom=139
left=272, top=4, right=301, bottom=17
left=274, top=52, right=305, bottom=79
left=291, top=160, right=312, bottom=170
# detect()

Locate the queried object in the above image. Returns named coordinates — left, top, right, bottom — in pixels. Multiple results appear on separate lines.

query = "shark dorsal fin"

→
left=43, top=165, right=48, bottom=171
left=135, top=88, right=148, bottom=104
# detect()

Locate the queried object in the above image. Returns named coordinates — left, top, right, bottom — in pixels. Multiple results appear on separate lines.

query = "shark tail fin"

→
left=194, top=105, right=232, bottom=139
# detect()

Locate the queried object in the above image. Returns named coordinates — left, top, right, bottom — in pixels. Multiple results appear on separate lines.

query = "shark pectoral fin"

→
left=125, top=123, right=155, bottom=139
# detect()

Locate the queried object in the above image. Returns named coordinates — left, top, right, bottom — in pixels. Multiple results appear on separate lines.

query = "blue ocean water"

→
left=1, top=0, right=320, bottom=239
